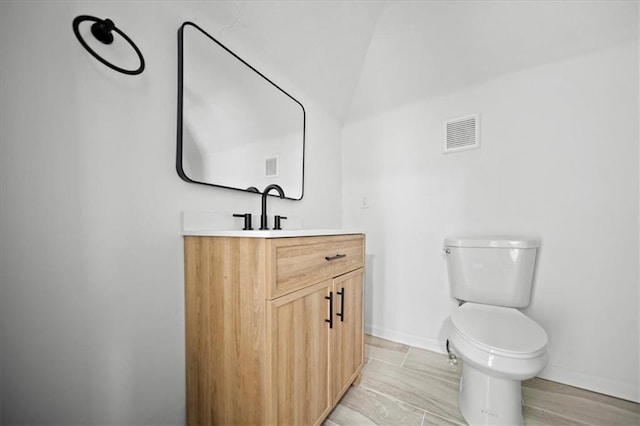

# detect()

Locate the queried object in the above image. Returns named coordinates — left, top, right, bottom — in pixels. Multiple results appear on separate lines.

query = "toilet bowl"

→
left=449, top=303, right=548, bottom=425
left=444, top=237, right=548, bottom=425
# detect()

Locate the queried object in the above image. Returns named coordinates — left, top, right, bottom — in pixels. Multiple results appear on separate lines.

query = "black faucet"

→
left=260, top=184, right=285, bottom=230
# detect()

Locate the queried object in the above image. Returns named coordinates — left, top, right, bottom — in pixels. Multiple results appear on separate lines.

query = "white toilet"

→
left=444, top=237, right=548, bottom=426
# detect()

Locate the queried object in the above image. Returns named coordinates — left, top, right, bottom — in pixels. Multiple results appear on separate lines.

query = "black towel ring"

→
left=72, top=15, right=145, bottom=75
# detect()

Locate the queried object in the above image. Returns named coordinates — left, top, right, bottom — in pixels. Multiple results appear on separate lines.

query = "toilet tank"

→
left=444, top=237, right=540, bottom=308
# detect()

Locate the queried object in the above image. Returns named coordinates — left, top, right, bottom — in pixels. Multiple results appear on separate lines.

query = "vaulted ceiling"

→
left=188, top=1, right=638, bottom=123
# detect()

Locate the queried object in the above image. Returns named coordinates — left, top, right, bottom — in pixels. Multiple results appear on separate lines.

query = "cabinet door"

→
left=331, top=268, right=365, bottom=403
left=268, top=281, right=332, bottom=425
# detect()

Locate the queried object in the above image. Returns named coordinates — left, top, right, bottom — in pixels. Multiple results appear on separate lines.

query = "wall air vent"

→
left=265, top=156, right=279, bottom=178
left=443, top=114, right=480, bottom=154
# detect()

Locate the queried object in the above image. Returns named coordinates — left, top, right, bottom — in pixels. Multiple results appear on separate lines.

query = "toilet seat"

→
left=451, top=303, right=547, bottom=358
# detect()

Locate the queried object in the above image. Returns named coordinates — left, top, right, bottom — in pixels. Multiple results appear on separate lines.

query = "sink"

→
left=182, top=229, right=362, bottom=238
left=181, top=211, right=362, bottom=238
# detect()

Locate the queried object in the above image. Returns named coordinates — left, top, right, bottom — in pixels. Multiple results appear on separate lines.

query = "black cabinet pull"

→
left=325, top=292, right=333, bottom=329
left=336, top=287, right=345, bottom=322
left=325, top=254, right=346, bottom=261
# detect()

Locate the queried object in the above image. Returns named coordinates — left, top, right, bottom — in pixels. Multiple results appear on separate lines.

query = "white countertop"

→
left=181, top=211, right=362, bottom=238
left=182, top=229, right=363, bottom=238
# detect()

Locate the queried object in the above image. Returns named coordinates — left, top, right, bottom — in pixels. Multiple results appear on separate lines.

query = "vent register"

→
left=444, top=114, right=480, bottom=153
left=265, top=156, right=278, bottom=178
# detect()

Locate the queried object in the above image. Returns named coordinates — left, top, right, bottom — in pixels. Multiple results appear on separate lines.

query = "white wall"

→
left=0, top=1, right=343, bottom=424
left=343, top=41, right=639, bottom=402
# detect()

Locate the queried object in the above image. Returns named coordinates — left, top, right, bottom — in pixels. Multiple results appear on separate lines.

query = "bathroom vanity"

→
left=183, top=230, right=365, bottom=425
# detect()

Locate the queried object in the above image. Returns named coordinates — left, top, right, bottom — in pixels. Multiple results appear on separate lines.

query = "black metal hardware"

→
left=232, top=213, right=253, bottom=230
left=274, top=215, right=287, bottom=230
left=445, top=339, right=458, bottom=365
left=336, top=287, right=345, bottom=322
left=325, top=254, right=347, bottom=261
left=260, top=184, right=285, bottom=230
left=325, top=292, right=333, bottom=329
left=72, top=15, right=145, bottom=75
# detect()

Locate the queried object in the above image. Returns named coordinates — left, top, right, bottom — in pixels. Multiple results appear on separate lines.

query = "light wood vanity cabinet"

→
left=184, top=234, right=365, bottom=425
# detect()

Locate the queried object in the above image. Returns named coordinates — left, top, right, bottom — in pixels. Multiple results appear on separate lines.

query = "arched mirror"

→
left=177, top=22, right=305, bottom=199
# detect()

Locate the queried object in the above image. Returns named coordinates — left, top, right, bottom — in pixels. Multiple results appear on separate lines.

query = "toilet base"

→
left=458, top=363, right=524, bottom=425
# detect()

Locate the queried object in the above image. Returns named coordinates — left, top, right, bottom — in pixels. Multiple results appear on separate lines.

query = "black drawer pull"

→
left=336, top=287, right=345, bottom=322
left=325, top=292, right=333, bottom=329
left=325, top=254, right=347, bottom=261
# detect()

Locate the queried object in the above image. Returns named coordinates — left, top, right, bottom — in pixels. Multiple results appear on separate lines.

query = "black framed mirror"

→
left=177, top=22, right=305, bottom=200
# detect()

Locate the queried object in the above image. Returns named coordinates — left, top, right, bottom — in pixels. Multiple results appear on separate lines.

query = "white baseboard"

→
left=365, top=323, right=639, bottom=404
left=538, top=364, right=639, bottom=403
left=365, top=324, right=446, bottom=354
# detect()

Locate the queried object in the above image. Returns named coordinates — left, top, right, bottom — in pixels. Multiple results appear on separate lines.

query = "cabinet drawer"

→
left=267, top=234, right=364, bottom=299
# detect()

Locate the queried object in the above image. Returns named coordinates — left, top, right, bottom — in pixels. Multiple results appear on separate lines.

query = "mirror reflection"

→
left=177, top=22, right=305, bottom=199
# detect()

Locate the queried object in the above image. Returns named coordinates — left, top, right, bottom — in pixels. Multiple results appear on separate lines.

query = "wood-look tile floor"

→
left=325, top=335, right=640, bottom=426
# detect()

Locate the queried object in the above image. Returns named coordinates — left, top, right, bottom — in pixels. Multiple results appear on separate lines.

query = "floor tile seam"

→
left=401, top=345, right=462, bottom=386
left=366, top=357, right=461, bottom=393
left=366, top=340, right=411, bottom=353
left=523, top=389, right=640, bottom=421
left=422, top=409, right=467, bottom=426
left=398, top=362, right=462, bottom=388
left=357, top=382, right=430, bottom=415
left=366, top=334, right=411, bottom=346
left=356, top=382, right=463, bottom=425
left=400, top=346, right=411, bottom=367
left=367, top=355, right=407, bottom=367
left=400, top=363, right=461, bottom=387
left=522, top=379, right=640, bottom=408
left=523, top=386, right=640, bottom=415
left=523, top=403, right=595, bottom=426
left=361, top=360, right=466, bottom=425
left=370, top=345, right=411, bottom=354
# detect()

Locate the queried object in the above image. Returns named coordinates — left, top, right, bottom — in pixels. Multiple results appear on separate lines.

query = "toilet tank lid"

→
left=445, top=237, right=540, bottom=248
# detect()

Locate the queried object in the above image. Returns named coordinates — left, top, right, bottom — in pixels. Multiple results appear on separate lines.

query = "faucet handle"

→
left=233, top=213, right=253, bottom=230
left=274, top=215, right=287, bottom=230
